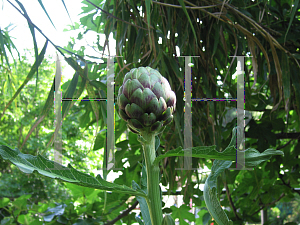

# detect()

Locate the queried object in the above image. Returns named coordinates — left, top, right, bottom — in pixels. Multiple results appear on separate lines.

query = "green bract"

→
left=161, top=214, right=175, bottom=225
left=117, top=66, right=176, bottom=134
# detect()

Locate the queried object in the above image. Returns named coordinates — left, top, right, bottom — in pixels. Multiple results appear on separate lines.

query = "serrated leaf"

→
left=203, top=160, right=233, bottom=225
left=0, top=145, right=146, bottom=197
left=132, top=180, right=151, bottom=225
left=170, top=205, right=195, bottom=225
left=153, top=127, right=284, bottom=168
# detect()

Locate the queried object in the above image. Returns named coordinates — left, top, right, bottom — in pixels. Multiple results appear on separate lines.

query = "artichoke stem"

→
left=141, top=131, right=163, bottom=225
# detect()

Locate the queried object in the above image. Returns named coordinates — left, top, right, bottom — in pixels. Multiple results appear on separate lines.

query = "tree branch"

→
left=152, top=1, right=221, bottom=9
left=251, top=193, right=286, bottom=216
left=103, top=200, right=138, bottom=225
left=276, top=139, right=294, bottom=150
left=279, top=173, right=300, bottom=195
left=224, top=180, right=241, bottom=221
left=245, top=132, right=300, bottom=140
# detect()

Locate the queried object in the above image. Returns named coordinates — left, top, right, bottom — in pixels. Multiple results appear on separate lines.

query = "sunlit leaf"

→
left=0, top=145, right=147, bottom=197
left=0, top=41, right=48, bottom=120
left=153, top=127, right=284, bottom=167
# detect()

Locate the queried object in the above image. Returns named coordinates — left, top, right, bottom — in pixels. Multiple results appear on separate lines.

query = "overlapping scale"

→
left=141, top=113, right=156, bottom=126
left=123, top=79, right=144, bottom=100
left=125, top=103, right=144, bottom=119
left=117, top=94, right=130, bottom=110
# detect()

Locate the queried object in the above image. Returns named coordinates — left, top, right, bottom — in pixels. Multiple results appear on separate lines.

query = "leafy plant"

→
left=1, top=0, right=300, bottom=224
left=0, top=66, right=284, bottom=225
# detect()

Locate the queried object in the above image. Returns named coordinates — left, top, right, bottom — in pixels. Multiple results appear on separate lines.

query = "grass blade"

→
left=37, top=0, right=56, bottom=29
left=0, top=29, right=10, bottom=68
left=284, top=0, right=299, bottom=44
left=0, top=41, right=48, bottom=120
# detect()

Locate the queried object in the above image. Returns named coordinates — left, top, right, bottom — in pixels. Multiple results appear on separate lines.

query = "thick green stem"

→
left=141, top=131, right=163, bottom=225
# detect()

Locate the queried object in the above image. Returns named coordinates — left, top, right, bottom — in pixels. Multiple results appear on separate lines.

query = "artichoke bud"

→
left=117, top=67, right=176, bottom=135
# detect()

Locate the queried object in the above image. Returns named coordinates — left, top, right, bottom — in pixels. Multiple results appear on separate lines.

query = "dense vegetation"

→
left=0, top=0, right=299, bottom=224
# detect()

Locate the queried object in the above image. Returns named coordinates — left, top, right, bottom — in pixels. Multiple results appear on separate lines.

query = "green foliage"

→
left=161, top=214, right=175, bottom=225
left=1, top=0, right=300, bottom=224
left=170, top=204, right=195, bottom=225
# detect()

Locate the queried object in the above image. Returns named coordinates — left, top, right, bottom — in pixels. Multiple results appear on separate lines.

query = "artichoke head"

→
left=117, top=67, right=176, bottom=135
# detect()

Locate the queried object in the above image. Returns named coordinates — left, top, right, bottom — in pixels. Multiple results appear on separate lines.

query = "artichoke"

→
left=117, top=66, right=176, bottom=134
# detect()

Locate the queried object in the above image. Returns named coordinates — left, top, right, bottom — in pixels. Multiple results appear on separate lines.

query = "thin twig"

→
left=224, top=180, right=241, bottom=221
left=251, top=193, right=286, bottom=216
left=103, top=200, right=139, bottom=225
left=152, top=1, right=221, bottom=9
left=276, top=139, right=294, bottom=150
left=279, top=173, right=300, bottom=195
